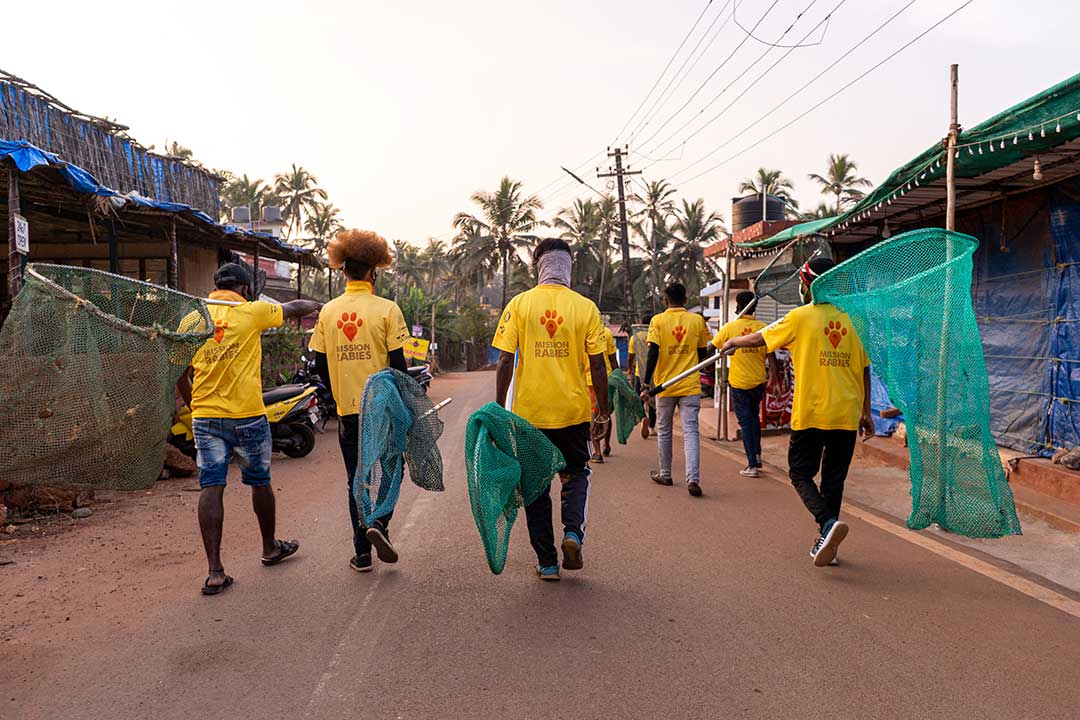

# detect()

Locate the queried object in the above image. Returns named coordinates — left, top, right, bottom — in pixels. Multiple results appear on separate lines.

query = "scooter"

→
left=169, top=384, right=320, bottom=460
left=292, top=353, right=336, bottom=427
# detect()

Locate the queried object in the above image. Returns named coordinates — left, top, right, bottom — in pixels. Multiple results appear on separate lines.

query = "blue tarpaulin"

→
left=0, top=139, right=310, bottom=259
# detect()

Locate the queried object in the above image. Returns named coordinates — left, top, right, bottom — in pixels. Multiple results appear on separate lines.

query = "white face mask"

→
left=536, top=250, right=572, bottom=287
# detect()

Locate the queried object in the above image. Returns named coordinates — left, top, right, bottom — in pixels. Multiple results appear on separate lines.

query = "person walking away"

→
left=309, top=229, right=410, bottom=574
left=718, top=257, right=873, bottom=567
left=493, top=238, right=610, bottom=582
left=641, top=284, right=711, bottom=497
left=710, top=291, right=777, bottom=478
left=627, top=316, right=656, bottom=439
left=176, top=263, right=321, bottom=595
left=585, top=322, right=619, bottom=462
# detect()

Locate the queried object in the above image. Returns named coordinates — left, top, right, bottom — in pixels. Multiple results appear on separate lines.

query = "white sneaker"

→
left=812, top=520, right=849, bottom=567
left=739, top=465, right=759, bottom=478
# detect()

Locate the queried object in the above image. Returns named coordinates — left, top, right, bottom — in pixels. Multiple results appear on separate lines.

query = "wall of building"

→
left=179, top=245, right=219, bottom=297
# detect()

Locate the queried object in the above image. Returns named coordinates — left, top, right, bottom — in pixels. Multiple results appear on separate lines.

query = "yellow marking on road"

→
left=698, top=437, right=1080, bottom=620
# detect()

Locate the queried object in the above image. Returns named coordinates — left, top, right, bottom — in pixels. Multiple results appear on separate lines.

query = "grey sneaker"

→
left=650, top=470, right=673, bottom=486
left=739, top=465, right=759, bottom=478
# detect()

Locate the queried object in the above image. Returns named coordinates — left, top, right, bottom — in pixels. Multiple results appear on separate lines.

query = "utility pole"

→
left=597, top=147, right=641, bottom=322
left=945, top=64, right=959, bottom=231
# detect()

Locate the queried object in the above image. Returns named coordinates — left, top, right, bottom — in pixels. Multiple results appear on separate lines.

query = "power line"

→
left=675, top=0, right=977, bottom=186
left=625, top=0, right=736, bottom=144
left=645, top=0, right=845, bottom=160
left=632, top=0, right=784, bottom=151
left=612, top=0, right=717, bottom=146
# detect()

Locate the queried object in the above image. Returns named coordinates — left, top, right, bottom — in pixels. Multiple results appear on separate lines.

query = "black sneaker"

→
left=812, top=519, right=849, bottom=567
left=687, top=481, right=703, bottom=497
left=650, top=470, right=673, bottom=486
left=365, top=522, right=399, bottom=564
left=350, top=553, right=373, bottom=573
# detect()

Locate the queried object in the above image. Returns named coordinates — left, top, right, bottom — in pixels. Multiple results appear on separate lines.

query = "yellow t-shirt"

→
left=492, top=284, right=605, bottom=429
left=584, top=326, right=617, bottom=386
left=308, top=281, right=409, bottom=416
left=646, top=308, right=710, bottom=398
left=711, top=315, right=767, bottom=390
left=629, top=328, right=649, bottom=378
left=187, top=291, right=283, bottom=419
left=761, top=303, right=870, bottom=431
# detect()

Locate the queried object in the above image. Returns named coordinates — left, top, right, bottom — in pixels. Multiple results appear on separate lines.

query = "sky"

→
left=4, top=0, right=1079, bottom=245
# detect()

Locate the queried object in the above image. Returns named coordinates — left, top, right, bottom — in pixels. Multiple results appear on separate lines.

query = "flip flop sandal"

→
left=261, top=539, right=299, bottom=566
left=201, top=575, right=234, bottom=596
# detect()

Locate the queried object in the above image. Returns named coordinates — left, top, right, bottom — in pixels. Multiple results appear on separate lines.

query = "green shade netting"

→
left=356, top=368, right=444, bottom=526
left=812, top=229, right=1021, bottom=538
left=608, top=368, right=645, bottom=445
left=0, top=264, right=211, bottom=490
left=464, top=402, right=564, bottom=574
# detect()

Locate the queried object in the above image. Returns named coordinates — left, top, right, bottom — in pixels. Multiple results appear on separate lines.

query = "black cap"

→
left=214, top=262, right=253, bottom=290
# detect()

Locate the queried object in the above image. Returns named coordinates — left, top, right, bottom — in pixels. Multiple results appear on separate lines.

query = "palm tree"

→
left=275, top=164, right=328, bottom=239
left=798, top=202, right=836, bottom=221
left=595, top=195, right=619, bottom=308
left=670, top=199, right=726, bottom=299
left=304, top=202, right=344, bottom=295
left=164, top=140, right=194, bottom=160
left=808, top=153, right=873, bottom=214
left=393, top=240, right=425, bottom=299
left=631, top=179, right=677, bottom=313
left=552, top=198, right=603, bottom=295
left=452, top=176, right=543, bottom=309
left=738, top=168, right=800, bottom=215
left=221, top=174, right=272, bottom=224
left=420, top=238, right=448, bottom=297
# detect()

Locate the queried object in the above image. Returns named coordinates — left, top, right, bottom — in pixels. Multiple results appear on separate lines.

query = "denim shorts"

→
left=193, top=416, right=272, bottom=489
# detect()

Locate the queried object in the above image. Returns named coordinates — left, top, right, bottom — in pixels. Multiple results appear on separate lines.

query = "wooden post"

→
left=296, top=255, right=303, bottom=331
left=946, top=64, right=959, bottom=231
left=108, top=220, right=119, bottom=274
left=7, top=168, right=22, bottom=298
left=167, top=216, right=179, bottom=288
left=252, top=238, right=261, bottom=298
left=326, top=266, right=332, bottom=299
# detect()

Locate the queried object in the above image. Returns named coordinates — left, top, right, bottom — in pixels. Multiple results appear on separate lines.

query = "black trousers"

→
left=524, top=422, right=591, bottom=567
left=338, top=414, right=393, bottom=557
left=787, top=428, right=857, bottom=531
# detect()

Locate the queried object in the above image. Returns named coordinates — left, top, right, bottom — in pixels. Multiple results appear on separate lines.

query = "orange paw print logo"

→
left=213, top=319, right=228, bottom=344
left=740, top=326, right=753, bottom=336
left=337, top=312, right=363, bottom=341
left=825, top=320, right=847, bottom=348
left=672, top=325, right=688, bottom=343
left=538, top=309, right=564, bottom=338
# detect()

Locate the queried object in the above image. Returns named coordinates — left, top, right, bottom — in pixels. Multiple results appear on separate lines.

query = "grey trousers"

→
left=656, top=394, right=701, bottom=483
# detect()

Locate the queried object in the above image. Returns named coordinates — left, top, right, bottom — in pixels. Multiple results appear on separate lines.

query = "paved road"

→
left=4, top=371, right=1079, bottom=719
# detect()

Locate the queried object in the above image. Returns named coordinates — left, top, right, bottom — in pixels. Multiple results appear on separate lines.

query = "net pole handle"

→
left=205, top=298, right=244, bottom=306
left=419, top=397, right=452, bottom=419
left=645, top=303, right=755, bottom=398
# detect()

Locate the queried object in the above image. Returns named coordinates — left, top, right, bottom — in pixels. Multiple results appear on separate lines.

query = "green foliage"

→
left=261, top=325, right=307, bottom=389
left=454, top=300, right=496, bottom=343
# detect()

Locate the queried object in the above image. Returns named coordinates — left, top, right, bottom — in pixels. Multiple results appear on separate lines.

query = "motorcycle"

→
left=293, top=353, right=336, bottom=427
left=169, top=383, right=320, bottom=460
left=407, top=364, right=432, bottom=393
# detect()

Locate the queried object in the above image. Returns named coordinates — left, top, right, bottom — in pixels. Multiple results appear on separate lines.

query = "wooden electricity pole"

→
left=7, top=168, right=22, bottom=299
left=946, top=64, right=959, bottom=230
left=597, top=147, right=641, bottom=321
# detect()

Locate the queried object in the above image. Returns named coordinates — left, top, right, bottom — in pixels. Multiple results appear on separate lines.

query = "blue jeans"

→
left=193, top=416, right=272, bottom=488
left=731, top=385, right=765, bottom=467
left=656, top=394, right=701, bottom=483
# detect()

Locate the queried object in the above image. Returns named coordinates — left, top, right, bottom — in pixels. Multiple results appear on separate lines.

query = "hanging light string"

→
left=832, top=153, right=944, bottom=231
left=951, top=107, right=1080, bottom=153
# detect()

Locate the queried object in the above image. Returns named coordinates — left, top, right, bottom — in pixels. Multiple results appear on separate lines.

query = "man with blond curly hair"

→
left=309, top=229, right=411, bottom=573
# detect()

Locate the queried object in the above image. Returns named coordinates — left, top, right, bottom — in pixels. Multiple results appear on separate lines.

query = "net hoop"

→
left=24, top=264, right=212, bottom=342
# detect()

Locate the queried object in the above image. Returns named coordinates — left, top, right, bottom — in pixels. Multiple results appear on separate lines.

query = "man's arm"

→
left=281, top=299, right=322, bottom=321
left=719, top=331, right=766, bottom=356
left=697, top=346, right=711, bottom=363
left=314, top=352, right=333, bottom=399
left=627, top=350, right=637, bottom=378
left=860, top=366, right=875, bottom=441
left=643, top=342, right=660, bottom=386
left=388, top=348, right=408, bottom=373
left=607, top=352, right=619, bottom=372
left=495, top=351, right=515, bottom=406
left=589, top=353, right=611, bottom=416
left=175, top=366, right=193, bottom=407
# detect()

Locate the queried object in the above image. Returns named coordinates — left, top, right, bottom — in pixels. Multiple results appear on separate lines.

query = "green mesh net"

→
left=812, top=229, right=1021, bottom=538
left=754, top=236, right=834, bottom=306
left=356, top=369, right=445, bottom=526
left=608, top=368, right=645, bottom=445
left=465, top=402, right=564, bottom=574
left=0, top=264, right=211, bottom=490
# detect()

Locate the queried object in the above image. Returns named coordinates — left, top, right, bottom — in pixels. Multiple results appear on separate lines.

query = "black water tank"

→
left=731, top=194, right=785, bottom=232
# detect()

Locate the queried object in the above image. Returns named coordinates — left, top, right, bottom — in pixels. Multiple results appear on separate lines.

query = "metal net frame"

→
left=0, top=264, right=212, bottom=490
left=812, top=229, right=1021, bottom=538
